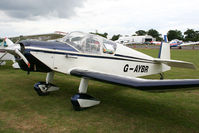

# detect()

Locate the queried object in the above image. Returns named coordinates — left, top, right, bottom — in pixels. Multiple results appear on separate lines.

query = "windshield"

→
left=63, top=31, right=117, bottom=55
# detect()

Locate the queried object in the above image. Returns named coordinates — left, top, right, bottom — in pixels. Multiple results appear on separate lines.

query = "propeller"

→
left=15, top=48, right=30, bottom=68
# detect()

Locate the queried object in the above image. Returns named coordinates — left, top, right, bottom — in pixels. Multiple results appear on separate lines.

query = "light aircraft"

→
left=151, top=39, right=199, bottom=48
left=0, top=38, right=19, bottom=68
left=169, top=39, right=199, bottom=48
left=1, top=31, right=199, bottom=111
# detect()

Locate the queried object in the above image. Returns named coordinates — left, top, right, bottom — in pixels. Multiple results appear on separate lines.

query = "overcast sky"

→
left=0, top=0, right=199, bottom=37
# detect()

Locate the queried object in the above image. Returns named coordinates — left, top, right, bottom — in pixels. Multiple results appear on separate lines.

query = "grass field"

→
left=1, top=48, right=199, bottom=133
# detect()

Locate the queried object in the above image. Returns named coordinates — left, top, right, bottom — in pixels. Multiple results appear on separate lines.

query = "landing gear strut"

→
left=160, top=73, right=164, bottom=80
left=71, top=77, right=100, bottom=111
left=34, top=72, right=59, bottom=96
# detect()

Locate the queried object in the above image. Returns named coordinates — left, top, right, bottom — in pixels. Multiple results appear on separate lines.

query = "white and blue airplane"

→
left=1, top=31, right=199, bottom=111
left=170, top=39, right=199, bottom=48
left=151, top=39, right=199, bottom=49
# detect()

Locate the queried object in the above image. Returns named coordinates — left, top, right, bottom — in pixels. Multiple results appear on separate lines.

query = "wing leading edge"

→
left=70, top=69, right=199, bottom=91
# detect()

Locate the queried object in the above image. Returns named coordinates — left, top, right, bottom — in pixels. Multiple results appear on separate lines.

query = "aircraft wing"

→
left=70, top=69, right=199, bottom=91
left=180, top=41, right=199, bottom=46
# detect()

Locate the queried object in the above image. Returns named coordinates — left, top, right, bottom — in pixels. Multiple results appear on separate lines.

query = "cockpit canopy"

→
left=62, top=31, right=117, bottom=55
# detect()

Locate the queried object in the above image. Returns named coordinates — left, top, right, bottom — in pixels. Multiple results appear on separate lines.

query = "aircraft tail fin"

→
left=156, top=35, right=196, bottom=70
left=158, top=35, right=170, bottom=60
left=0, top=38, right=14, bottom=48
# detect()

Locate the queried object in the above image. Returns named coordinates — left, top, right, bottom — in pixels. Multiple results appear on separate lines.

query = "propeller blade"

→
left=15, top=49, right=30, bottom=68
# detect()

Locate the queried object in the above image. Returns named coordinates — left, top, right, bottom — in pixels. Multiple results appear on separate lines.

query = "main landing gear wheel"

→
left=34, top=82, right=59, bottom=96
left=71, top=77, right=100, bottom=111
left=71, top=93, right=100, bottom=111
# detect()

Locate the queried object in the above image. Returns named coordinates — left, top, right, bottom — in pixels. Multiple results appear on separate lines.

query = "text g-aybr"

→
left=123, top=64, right=149, bottom=73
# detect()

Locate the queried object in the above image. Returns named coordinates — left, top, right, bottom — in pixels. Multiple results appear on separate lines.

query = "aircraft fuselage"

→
left=19, top=40, right=170, bottom=78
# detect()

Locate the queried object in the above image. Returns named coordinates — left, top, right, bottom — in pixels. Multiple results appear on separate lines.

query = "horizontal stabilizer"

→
left=153, top=58, right=196, bottom=69
left=70, top=69, right=199, bottom=91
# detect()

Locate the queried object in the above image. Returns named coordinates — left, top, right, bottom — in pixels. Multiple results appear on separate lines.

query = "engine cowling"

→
left=17, top=42, right=52, bottom=73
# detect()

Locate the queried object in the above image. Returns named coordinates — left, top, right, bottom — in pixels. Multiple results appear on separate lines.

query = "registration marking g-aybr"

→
left=123, top=64, right=149, bottom=73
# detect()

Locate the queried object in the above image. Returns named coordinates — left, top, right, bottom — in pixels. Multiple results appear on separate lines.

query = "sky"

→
left=0, top=0, right=199, bottom=38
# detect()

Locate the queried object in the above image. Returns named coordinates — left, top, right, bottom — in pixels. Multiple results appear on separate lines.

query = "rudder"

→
left=158, top=35, right=170, bottom=60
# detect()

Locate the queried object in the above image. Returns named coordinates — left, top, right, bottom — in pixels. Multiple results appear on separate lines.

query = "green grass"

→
left=1, top=49, right=199, bottom=133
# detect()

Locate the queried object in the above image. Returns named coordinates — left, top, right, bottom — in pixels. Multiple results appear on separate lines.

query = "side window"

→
left=70, top=36, right=83, bottom=51
left=65, top=36, right=85, bottom=52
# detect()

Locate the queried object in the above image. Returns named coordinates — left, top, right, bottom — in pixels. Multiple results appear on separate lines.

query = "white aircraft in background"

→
left=169, top=39, right=199, bottom=48
left=151, top=38, right=199, bottom=48
left=1, top=31, right=199, bottom=111
left=0, top=31, right=66, bottom=68
left=0, top=38, right=19, bottom=68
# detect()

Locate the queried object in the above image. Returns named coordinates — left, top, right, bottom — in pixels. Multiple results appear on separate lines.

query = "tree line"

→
left=92, top=29, right=199, bottom=42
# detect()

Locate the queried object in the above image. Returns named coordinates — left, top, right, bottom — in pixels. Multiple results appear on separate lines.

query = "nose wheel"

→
left=34, top=72, right=59, bottom=96
left=34, top=82, right=59, bottom=96
left=34, top=82, right=50, bottom=96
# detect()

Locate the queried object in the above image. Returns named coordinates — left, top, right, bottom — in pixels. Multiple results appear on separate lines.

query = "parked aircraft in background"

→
left=0, top=38, right=19, bottom=68
left=1, top=32, right=199, bottom=111
left=169, top=39, right=199, bottom=48
left=0, top=31, right=66, bottom=68
left=151, top=39, right=199, bottom=49
left=169, top=39, right=183, bottom=47
left=116, top=35, right=155, bottom=45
